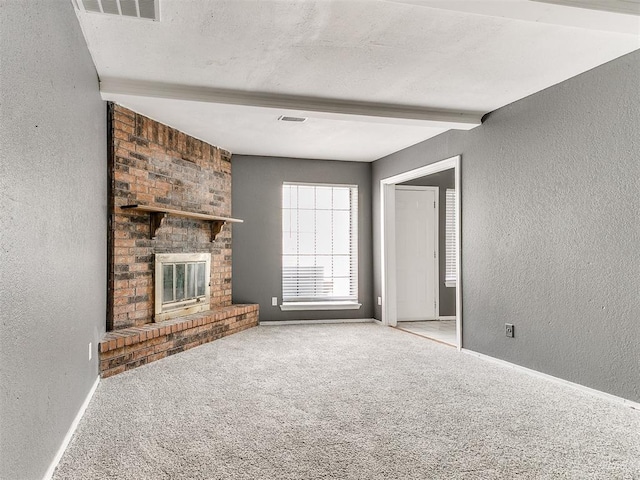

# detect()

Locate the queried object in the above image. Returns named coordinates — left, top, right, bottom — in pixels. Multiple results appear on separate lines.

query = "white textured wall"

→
left=372, top=50, right=640, bottom=402
left=0, top=1, right=107, bottom=478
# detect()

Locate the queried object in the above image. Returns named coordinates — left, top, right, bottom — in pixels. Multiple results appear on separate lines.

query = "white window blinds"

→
left=282, top=183, right=358, bottom=303
left=445, top=189, right=457, bottom=286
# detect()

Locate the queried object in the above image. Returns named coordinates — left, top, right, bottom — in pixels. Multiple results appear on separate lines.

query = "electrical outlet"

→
left=377, top=296, right=382, bottom=306
left=505, top=324, right=514, bottom=338
left=271, top=297, right=278, bottom=306
left=89, top=342, right=92, bottom=360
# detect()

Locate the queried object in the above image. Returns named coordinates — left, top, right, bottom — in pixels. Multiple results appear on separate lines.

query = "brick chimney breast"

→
left=108, top=104, right=233, bottom=330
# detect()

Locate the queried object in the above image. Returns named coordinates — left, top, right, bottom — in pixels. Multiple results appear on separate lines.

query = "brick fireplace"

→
left=99, top=104, right=258, bottom=377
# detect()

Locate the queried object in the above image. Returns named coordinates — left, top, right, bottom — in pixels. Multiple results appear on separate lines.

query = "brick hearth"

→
left=99, top=304, right=258, bottom=378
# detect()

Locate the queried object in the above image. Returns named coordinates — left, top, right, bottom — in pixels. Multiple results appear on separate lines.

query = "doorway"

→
left=380, top=156, right=462, bottom=349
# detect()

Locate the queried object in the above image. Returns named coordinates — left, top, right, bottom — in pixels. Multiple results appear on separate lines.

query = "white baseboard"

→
left=462, top=349, right=640, bottom=411
left=43, top=375, right=100, bottom=480
left=438, top=316, right=456, bottom=321
left=260, top=318, right=375, bottom=326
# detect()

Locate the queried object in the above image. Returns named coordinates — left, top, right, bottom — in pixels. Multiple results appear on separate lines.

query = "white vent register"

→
left=74, top=0, right=159, bottom=21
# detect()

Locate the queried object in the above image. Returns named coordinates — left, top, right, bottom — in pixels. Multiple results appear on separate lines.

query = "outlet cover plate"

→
left=505, top=323, right=514, bottom=338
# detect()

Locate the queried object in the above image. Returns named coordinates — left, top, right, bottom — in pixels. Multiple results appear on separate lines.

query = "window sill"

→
left=445, top=281, right=457, bottom=288
left=280, top=302, right=362, bottom=311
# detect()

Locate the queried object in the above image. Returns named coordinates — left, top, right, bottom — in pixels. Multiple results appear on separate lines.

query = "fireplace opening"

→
left=154, top=253, right=211, bottom=321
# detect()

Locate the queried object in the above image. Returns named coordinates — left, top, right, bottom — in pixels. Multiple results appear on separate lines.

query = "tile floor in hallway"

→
left=396, top=320, right=457, bottom=346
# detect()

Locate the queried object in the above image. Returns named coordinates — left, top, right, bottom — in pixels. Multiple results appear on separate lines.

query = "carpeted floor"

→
left=54, top=323, right=640, bottom=479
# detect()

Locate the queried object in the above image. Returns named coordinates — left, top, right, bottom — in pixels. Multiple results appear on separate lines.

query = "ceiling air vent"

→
left=74, top=0, right=160, bottom=21
left=278, top=115, right=308, bottom=123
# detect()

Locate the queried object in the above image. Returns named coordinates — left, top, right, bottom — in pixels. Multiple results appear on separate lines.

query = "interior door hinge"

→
left=434, top=201, right=436, bottom=208
left=434, top=251, right=436, bottom=259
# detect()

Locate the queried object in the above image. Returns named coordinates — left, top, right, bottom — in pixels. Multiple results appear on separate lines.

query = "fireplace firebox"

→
left=154, top=253, right=211, bottom=322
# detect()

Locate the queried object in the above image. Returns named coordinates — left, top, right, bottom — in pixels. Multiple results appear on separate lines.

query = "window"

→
left=281, top=183, right=360, bottom=310
left=154, top=253, right=211, bottom=321
left=445, top=189, right=456, bottom=287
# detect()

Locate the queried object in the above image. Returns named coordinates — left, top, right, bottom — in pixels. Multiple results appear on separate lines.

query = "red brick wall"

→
left=109, top=104, right=233, bottom=330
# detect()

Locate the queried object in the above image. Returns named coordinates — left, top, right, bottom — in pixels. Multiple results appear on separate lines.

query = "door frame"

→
left=380, top=155, right=462, bottom=350
left=394, top=185, right=439, bottom=321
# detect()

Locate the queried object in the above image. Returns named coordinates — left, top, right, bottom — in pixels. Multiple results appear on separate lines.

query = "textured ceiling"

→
left=74, top=0, right=639, bottom=161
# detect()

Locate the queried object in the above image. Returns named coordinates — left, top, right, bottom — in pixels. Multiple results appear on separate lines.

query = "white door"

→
left=395, top=186, right=438, bottom=321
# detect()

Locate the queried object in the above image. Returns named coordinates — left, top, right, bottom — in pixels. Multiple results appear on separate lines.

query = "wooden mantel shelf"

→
left=121, top=204, right=243, bottom=242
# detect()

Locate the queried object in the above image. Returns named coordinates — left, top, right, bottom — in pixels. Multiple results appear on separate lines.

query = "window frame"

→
left=281, top=182, right=361, bottom=311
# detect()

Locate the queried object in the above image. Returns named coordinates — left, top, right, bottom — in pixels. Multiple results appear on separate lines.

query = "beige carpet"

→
left=54, top=323, right=639, bottom=479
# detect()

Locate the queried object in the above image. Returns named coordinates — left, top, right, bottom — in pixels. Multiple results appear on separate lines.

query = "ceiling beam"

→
left=531, top=0, right=640, bottom=16
left=100, top=78, right=483, bottom=131
left=385, top=0, right=640, bottom=35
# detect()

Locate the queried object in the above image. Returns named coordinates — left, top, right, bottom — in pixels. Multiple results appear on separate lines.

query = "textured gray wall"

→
left=373, top=50, right=640, bottom=402
left=0, top=1, right=107, bottom=478
left=232, top=156, right=373, bottom=321
left=400, top=169, right=456, bottom=317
